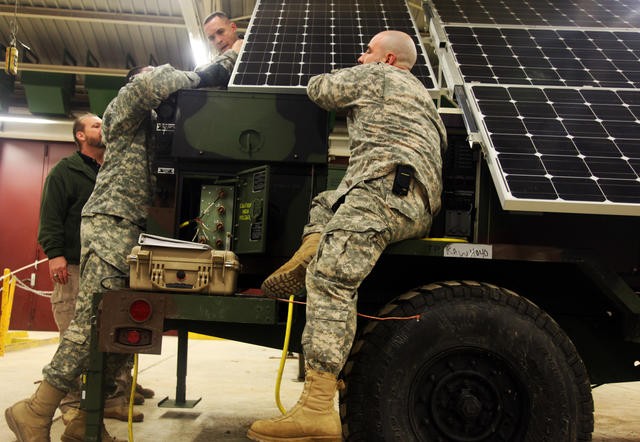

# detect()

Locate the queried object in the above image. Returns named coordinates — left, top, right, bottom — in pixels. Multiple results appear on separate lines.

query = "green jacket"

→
left=38, top=151, right=98, bottom=264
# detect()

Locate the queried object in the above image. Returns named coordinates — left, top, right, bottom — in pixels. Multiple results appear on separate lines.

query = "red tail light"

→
left=125, top=329, right=141, bottom=344
left=129, top=299, right=152, bottom=322
left=115, top=328, right=152, bottom=346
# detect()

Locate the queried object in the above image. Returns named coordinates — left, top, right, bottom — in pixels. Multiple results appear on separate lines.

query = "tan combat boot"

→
left=135, top=383, right=155, bottom=399
left=247, top=369, right=342, bottom=442
left=261, top=233, right=321, bottom=297
left=4, top=380, right=66, bottom=442
left=61, top=408, right=126, bottom=442
left=103, top=394, right=144, bottom=422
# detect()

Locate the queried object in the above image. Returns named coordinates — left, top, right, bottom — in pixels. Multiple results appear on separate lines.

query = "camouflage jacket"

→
left=82, top=64, right=202, bottom=226
left=307, top=62, right=447, bottom=214
left=81, top=64, right=203, bottom=227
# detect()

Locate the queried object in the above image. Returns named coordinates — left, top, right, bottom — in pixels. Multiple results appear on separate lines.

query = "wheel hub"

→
left=458, top=389, right=483, bottom=418
left=411, top=348, right=526, bottom=442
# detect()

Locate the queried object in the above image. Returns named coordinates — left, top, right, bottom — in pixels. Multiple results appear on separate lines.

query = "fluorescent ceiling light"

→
left=0, top=115, right=68, bottom=124
left=190, top=38, right=210, bottom=68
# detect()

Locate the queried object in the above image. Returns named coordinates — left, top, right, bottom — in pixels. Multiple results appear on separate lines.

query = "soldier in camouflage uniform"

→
left=5, top=52, right=237, bottom=441
left=250, top=30, right=447, bottom=442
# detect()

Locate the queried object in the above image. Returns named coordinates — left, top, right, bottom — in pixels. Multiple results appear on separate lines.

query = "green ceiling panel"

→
left=85, top=75, right=126, bottom=117
left=0, top=72, right=14, bottom=112
left=21, top=71, right=75, bottom=116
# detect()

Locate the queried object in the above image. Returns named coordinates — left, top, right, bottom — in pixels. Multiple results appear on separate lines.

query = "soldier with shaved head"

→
left=249, top=30, right=447, bottom=441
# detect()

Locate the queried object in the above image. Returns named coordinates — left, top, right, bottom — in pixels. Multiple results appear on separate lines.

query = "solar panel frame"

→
left=426, top=0, right=640, bottom=216
left=467, top=83, right=640, bottom=216
left=229, top=0, right=438, bottom=94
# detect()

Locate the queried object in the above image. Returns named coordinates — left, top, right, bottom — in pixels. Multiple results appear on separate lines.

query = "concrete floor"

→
left=1, top=332, right=639, bottom=441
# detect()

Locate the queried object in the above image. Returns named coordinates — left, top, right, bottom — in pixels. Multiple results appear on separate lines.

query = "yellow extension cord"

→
left=275, top=294, right=295, bottom=415
left=128, top=353, right=139, bottom=442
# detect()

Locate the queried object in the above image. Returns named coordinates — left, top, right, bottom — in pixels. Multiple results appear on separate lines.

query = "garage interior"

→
left=1, top=0, right=639, bottom=441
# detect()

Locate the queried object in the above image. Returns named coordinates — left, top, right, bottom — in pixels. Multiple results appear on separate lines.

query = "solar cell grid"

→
left=446, top=26, right=640, bottom=89
left=429, top=0, right=640, bottom=214
left=470, top=84, right=640, bottom=209
left=229, top=0, right=436, bottom=92
left=432, top=0, right=640, bottom=28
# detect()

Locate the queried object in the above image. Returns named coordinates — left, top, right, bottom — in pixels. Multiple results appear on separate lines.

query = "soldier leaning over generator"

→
left=37, top=112, right=153, bottom=423
left=5, top=53, right=237, bottom=442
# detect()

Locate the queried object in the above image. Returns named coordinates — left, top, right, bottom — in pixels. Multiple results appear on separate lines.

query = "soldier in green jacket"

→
left=250, top=30, right=447, bottom=442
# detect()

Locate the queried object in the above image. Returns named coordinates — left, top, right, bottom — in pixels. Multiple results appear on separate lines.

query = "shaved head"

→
left=358, top=30, right=417, bottom=70
left=378, top=31, right=417, bottom=68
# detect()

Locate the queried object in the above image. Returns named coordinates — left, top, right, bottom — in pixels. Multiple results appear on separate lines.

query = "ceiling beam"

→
left=0, top=5, right=185, bottom=27
left=17, top=63, right=127, bottom=76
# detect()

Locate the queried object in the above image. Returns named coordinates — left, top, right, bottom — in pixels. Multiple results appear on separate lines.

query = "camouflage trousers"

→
left=43, top=214, right=141, bottom=393
left=51, top=264, right=80, bottom=335
left=301, top=172, right=433, bottom=376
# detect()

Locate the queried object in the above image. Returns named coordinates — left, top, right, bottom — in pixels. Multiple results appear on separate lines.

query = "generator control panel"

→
left=197, top=184, right=235, bottom=249
left=186, top=166, right=270, bottom=255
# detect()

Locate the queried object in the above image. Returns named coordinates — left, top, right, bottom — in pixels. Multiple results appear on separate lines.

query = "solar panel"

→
left=445, top=26, right=640, bottom=88
left=229, top=0, right=437, bottom=93
left=426, top=0, right=640, bottom=215
left=469, top=84, right=640, bottom=215
left=431, top=0, right=640, bottom=28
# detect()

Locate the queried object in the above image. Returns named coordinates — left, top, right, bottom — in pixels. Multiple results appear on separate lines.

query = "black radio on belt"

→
left=392, top=164, right=413, bottom=196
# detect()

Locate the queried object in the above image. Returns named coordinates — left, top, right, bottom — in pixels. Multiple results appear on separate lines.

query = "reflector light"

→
left=129, top=299, right=152, bottom=322
left=115, top=328, right=153, bottom=347
left=126, top=329, right=141, bottom=344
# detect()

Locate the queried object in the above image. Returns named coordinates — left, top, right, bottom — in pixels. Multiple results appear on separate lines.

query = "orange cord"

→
left=264, top=293, right=421, bottom=321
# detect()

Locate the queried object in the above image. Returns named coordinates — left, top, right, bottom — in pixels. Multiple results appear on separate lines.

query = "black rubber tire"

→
left=340, top=280, right=594, bottom=442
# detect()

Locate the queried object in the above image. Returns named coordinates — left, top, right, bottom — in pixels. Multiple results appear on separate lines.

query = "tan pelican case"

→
left=127, top=234, right=239, bottom=295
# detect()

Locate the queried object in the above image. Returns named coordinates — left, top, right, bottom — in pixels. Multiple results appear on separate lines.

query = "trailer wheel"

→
left=340, top=280, right=594, bottom=442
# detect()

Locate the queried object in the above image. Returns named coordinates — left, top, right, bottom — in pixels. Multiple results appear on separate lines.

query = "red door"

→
left=0, top=139, right=76, bottom=331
